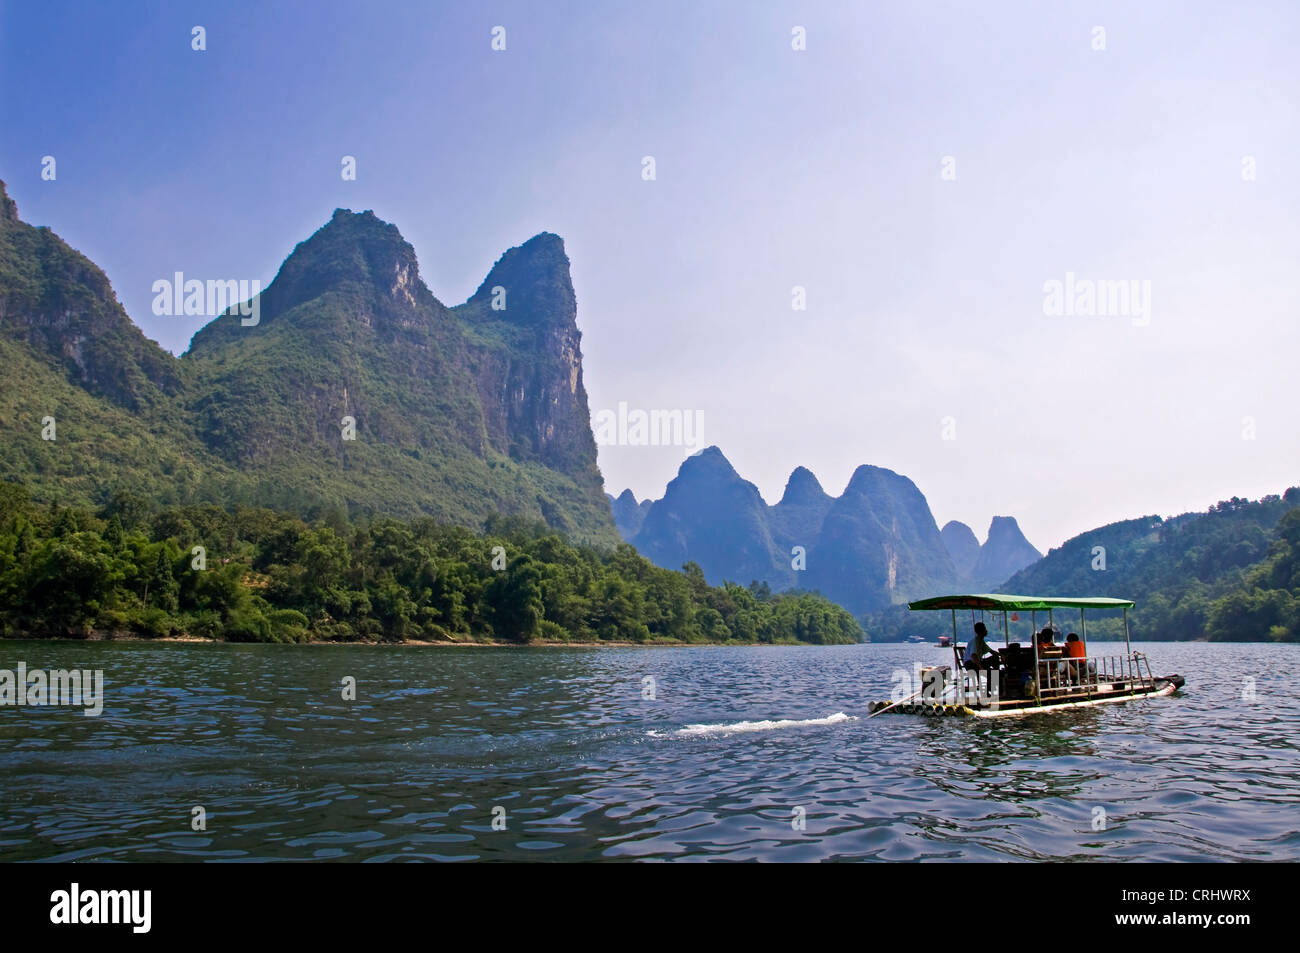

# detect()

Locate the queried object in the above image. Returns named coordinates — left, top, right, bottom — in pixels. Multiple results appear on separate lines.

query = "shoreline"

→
left=0, top=632, right=855, bottom=648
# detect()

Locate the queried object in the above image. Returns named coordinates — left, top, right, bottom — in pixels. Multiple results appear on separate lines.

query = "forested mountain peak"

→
left=467, top=232, right=574, bottom=327
left=186, top=207, right=443, bottom=356
left=0, top=180, right=181, bottom=410
left=0, top=188, right=616, bottom=542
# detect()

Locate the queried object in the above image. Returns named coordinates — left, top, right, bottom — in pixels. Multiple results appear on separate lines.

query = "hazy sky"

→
left=2, top=0, right=1297, bottom=552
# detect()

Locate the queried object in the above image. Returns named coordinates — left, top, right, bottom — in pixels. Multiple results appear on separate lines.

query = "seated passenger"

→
left=963, top=622, right=1001, bottom=697
left=1035, top=626, right=1065, bottom=686
left=1063, top=632, right=1093, bottom=683
left=1036, top=626, right=1060, bottom=655
left=999, top=643, right=1029, bottom=698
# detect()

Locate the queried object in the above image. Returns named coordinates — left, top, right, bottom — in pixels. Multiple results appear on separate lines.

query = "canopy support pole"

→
left=951, top=609, right=960, bottom=705
left=1032, top=622, right=1041, bottom=706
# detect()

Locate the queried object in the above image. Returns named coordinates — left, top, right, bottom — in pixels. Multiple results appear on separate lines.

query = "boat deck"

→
left=869, top=677, right=1180, bottom=718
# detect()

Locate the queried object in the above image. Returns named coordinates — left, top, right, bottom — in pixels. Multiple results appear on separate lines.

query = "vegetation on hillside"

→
left=865, top=490, right=1300, bottom=643
left=0, top=186, right=617, bottom=546
left=1205, top=505, right=1300, bottom=641
left=0, top=483, right=863, bottom=645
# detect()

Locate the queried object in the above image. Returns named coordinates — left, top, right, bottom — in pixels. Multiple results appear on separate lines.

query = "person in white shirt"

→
left=963, top=621, right=1001, bottom=696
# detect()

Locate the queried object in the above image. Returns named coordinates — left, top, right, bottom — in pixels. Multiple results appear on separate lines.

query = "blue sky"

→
left=2, top=0, right=1297, bottom=551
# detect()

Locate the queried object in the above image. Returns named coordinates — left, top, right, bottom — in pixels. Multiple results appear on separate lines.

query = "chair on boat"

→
left=953, top=642, right=998, bottom=702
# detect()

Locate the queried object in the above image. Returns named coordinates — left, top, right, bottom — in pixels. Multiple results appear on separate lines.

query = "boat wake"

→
left=650, top=712, right=856, bottom=739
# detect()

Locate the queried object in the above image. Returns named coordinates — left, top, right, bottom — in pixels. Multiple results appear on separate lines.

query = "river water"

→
left=1, top=640, right=1295, bottom=861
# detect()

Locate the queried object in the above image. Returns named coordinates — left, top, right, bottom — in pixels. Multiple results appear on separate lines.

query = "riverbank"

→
left=0, top=631, right=844, bottom=648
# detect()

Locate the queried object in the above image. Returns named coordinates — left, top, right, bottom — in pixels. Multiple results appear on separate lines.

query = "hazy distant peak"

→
left=843, top=463, right=914, bottom=497
left=940, top=520, right=981, bottom=579
left=779, top=466, right=828, bottom=506
left=971, top=515, right=1043, bottom=588
left=676, top=445, right=741, bottom=482
left=986, top=515, right=1035, bottom=548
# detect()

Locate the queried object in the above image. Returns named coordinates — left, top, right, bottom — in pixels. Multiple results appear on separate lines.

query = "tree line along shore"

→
left=0, top=484, right=862, bottom=646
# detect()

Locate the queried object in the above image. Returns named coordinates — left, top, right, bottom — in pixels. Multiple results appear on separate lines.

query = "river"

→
left=1, top=640, right=1295, bottom=861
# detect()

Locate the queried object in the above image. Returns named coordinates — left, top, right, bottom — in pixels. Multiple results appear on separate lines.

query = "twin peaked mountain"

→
left=610, top=447, right=1041, bottom=617
left=0, top=178, right=1040, bottom=610
left=0, top=180, right=616, bottom=544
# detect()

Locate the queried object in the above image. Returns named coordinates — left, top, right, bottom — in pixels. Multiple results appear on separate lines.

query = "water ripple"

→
left=0, top=640, right=1295, bottom=861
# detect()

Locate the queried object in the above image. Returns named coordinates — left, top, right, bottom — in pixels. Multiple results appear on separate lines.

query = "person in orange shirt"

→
left=1063, top=632, right=1089, bottom=684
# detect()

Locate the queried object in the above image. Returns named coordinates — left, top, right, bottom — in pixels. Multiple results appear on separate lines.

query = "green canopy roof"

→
left=907, top=593, right=1135, bottom=611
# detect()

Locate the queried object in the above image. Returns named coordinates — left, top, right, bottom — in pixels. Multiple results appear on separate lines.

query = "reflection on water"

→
left=0, top=640, right=1296, bottom=861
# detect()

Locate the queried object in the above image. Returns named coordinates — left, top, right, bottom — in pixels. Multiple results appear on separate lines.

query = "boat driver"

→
left=963, top=621, right=1001, bottom=695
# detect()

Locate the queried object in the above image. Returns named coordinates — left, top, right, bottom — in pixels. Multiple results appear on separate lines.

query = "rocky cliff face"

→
left=457, top=233, right=600, bottom=481
left=0, top=183, right=616, bottom=543
left=0, top=182, right=16, bottom=223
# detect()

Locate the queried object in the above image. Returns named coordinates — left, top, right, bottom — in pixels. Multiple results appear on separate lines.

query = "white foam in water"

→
left=650, top=712, right=855, bottom=739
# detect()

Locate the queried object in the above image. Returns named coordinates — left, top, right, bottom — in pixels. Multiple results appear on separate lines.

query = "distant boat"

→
left=871, top=593, right=1185, bottom=719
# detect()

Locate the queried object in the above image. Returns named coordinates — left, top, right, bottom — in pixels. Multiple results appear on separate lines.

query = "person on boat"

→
left=1036, top=627, right=1060, bottom=655
left=963, top=622, right=1001, bottom=695
left=1036, top=626, right=1065, bottom=687
left=999, top=642, right=1031, bottom=698
left=1063, top=632, right=1091, bottom=684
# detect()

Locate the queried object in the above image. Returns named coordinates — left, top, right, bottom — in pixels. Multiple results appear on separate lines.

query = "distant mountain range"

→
left=0, top=179, right=617, bottom=545
left=609, top=488, right=653, bottom=539
left=15, top=176, right=1291, bottom=642
left=609, top=447, right=1042, bottom=616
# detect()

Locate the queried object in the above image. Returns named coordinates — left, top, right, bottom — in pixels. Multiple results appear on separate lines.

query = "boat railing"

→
left=941, top=648, right=1156, bottom=708
left=1036, top=651, right=1155, bottom=699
